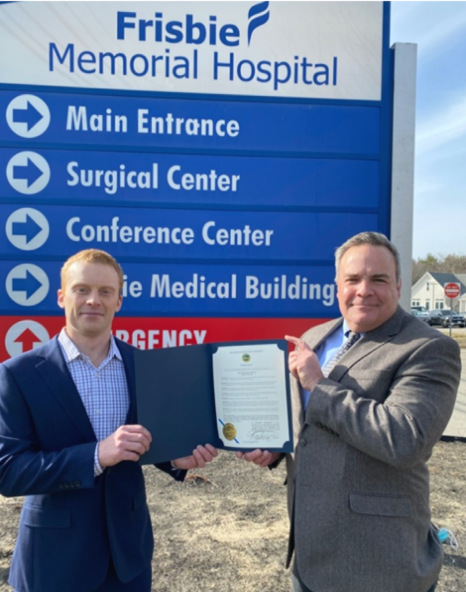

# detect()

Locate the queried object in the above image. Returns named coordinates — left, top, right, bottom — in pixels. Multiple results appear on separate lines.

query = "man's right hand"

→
left=285, top=334, right=324, bottom=391
left=98, top=424, right=152, bottom=467
left=236, top=449, right=281, bottom=467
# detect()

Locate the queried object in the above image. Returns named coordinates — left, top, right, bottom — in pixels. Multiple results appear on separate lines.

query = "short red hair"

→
left=60, top=249, right=124, bottom=293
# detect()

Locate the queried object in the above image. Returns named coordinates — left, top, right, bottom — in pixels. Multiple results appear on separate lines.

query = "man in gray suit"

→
left=238, top=232, right=461, bottom=592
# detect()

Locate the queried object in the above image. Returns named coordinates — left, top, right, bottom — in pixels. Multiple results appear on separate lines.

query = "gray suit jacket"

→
left=286, top=306, right=461, bottom=592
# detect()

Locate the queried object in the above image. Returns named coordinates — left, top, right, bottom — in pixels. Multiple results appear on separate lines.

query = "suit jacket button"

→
left=300, top=438, right=307, bottom=447
left=315, top=422, right=323, bottom=429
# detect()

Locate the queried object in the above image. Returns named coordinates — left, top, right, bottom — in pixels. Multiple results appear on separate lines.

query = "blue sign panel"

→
left=0, top=204, right=378, bottom=261
left=0, top=260, right=339, bottom=316
left=0, top=148, right=379, bottom=208
left=0, top=90, right=380, bottom=155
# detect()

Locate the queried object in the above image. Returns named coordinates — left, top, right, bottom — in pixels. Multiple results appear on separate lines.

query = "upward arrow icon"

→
left=14, top=328, right=42, bottom=352
left=5, top=320, right=50, bottom=358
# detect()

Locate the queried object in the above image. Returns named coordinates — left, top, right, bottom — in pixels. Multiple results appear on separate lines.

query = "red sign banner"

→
left=0, top=316, right=330, bottom=362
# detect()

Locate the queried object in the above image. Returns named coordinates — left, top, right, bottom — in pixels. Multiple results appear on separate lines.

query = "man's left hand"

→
left=172, top=443, right=218, bottom=470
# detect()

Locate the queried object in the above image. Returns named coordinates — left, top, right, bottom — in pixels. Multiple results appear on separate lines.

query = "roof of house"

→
left=428, top=273, right=466, bottom=297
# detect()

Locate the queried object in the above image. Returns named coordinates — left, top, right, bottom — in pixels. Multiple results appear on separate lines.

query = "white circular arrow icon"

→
left=6, top=94, right=51, bottom=138
left=6, top=208, right=49, bottom=251
left=6, top=151, right=50, bottom=195
left=5, top=320, right=50, bottom=358
left=6, top=263, right=50, bottom=306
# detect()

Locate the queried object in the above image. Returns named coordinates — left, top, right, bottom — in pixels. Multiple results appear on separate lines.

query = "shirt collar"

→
left=58, top=328, right=123, bottom=364
left=342, top=320, right=364, bottom=339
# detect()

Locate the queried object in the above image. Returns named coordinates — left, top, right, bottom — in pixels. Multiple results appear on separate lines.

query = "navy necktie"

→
left=322, top=331, right=361, bottom=377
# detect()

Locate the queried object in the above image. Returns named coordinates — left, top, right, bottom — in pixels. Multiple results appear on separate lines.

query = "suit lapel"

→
left=291, top=308, right=406, bottom=445
left=116, top=338, right=137, bottom=424
left=291, top=318, right=343, bottom=448
left=304, top=318, right=343, bottom=351
left=35, top=337, right=97, bottom=442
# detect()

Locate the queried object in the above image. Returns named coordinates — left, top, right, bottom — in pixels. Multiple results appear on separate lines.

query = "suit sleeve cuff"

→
left=94, top=443, right=104, bottom=477
left=268, top=453, right=286, bottom=470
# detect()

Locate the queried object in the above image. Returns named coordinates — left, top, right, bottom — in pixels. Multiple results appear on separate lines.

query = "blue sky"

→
left=390, top=2, right=466, bottom=259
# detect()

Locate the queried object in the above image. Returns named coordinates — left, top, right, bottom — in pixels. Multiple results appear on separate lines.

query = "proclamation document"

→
left=213, top=343, right=290, bottom=450
left=134, top=339, right=292, bottom=464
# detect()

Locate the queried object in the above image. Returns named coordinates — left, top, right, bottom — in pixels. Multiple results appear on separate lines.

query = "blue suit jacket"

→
left=0, top=336, right=183, bottom=592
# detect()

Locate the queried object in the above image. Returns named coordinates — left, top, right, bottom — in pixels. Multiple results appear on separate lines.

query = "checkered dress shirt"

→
left=58, top=329, right=130, bottom=476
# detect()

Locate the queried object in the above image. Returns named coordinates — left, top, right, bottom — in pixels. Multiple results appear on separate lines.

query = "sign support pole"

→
left=390, top=43, right=417, bottom=311
left=450, top=298, right=453, bottom=337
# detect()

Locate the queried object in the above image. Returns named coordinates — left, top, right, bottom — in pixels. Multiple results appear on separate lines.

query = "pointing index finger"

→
left=285, top=335, right=311, bottom=352
left=285, top=335, right=302, bottom=349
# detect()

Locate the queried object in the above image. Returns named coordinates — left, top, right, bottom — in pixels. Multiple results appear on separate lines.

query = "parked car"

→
left=440, top=310, right=466, bottom=328
left=425, top=309, right=466, bottom=328
left=411, top=309, right=428, bottom=322
left=411, top=305, right=427, bottom=313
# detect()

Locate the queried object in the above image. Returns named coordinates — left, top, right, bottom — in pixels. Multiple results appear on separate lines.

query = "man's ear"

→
left=115, top=294, right=123, bottom=313
left=57, top=289, right=65, bottom=309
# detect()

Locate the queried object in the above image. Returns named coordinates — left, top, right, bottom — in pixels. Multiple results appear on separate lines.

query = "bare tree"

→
left=412, top=253, right=466, bottom=285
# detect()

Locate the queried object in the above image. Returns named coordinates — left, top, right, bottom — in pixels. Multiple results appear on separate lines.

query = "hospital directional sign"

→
left=0, top=1, right=393, bottom=361
left=1, top=204, right=377, bottom=262
left=0, top=89, right=380, bottom=154
left=0, top=260, right=339, bottom=317
left=1, top=148, right=379, bottom=207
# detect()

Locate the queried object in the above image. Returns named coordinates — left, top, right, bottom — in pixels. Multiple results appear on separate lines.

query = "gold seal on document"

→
left=223, top=423, right=237, bottom=441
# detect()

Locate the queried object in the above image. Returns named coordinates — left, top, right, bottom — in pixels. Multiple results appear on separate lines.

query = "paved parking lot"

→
left=443, top=347, right=466, bottom=438
left=436, top=327, right=466, bottom=438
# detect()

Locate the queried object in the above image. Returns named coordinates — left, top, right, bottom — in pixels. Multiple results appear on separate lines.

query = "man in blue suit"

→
left=0, top=249, right=217, bottom=592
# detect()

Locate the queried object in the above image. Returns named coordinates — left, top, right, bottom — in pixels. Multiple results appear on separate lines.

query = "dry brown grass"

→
left=2, top=443, right=465, bottom=591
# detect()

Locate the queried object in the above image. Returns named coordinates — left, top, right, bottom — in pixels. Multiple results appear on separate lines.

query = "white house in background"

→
left=411, top=272, right=466, bottom=312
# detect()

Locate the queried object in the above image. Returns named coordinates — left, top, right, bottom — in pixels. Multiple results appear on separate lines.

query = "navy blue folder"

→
left=134, top=339, right=293, bottom=465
